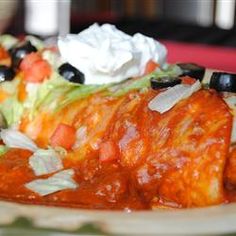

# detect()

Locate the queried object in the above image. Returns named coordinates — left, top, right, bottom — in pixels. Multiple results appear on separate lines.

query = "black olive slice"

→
left=0, top=65, right=15, bottom=82
left=58, top=63, right=85, bottom=84
left=209, top=72, right=236, bottom=93
left=177, top=63, right=205, bottom=81
left=11, top=41, right=37, bottom=68
left=150, top=77, right=181, bottom=90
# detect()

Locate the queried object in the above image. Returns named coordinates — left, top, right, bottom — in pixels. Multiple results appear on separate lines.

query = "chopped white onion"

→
left=148, top=80, right=201, bottom=113
left=29, top=149, right=63, bottom=176
left=223, top=94, right=236, bottom=112
left=230, top=118, right=236, bottom=144
left=25, top=169, right=77, bottom=196
left=73, top=126, right=87, bottom=149
left=0, top=129, right=38, bottom=152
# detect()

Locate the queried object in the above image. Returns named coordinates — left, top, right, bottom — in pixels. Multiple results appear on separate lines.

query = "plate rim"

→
left=0, top=200, right=236, bottom=235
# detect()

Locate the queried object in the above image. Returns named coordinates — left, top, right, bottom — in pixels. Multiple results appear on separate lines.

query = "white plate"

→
left=0, top=201, right=236, bottom=235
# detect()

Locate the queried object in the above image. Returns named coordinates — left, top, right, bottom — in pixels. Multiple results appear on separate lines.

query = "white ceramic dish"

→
left=0, top=200, right=235, bottom=235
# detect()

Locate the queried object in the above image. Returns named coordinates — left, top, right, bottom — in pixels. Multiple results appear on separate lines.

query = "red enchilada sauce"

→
left=0, top=89, right=235, bottom=210
left=0, top=149, right=147, bottom=209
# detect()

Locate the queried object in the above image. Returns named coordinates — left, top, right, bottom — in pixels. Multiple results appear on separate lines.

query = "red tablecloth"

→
left=163, top=41, right=236, bottom=73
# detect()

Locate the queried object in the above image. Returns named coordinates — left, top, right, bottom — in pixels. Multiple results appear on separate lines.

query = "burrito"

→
left=0, top=24, right=235, bottom=210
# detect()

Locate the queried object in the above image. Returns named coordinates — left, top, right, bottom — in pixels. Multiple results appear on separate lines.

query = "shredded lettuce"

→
left=111, top=64, right=182, bottom=96
left=0, top=128, right=38, bottom=152
left=0, top=34, right=44, bottom=51
left=29, top=148, right=63, bottom=176
left=0, top=145, right=8, bottom=156
left=0, top=77, right=20, bottom=95
left=54, top=65, right=182, bottom=111
left=42, top=49, right=62, bottom=69
left=0, top=78, right=23, bottom=127
left=0, top=34, right=18, bottom=49
left=58, top=65, right=181, bottom=107
left=24, top=72, right=108, bottom=115
left=24, top=73, right=76, bottom=116
left=0, top=97, right=23, bottom=127
left=25, top=169, right=77, bottom=196
left=56, top=84, right=108, bottom=111
left=23, top=65, right=182, bottom=116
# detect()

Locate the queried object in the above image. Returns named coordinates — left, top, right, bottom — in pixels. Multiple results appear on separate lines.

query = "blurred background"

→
left=1, top=0, right=236, bottom=71
left=2, top=0, right=236, bottom=46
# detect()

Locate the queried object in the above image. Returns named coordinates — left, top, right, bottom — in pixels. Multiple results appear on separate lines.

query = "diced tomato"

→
left=20, top=52, right=51, bottom=83
left=144, top=60, right=159, bottom=75
left=50, top=123, right=76, bottom=150
left=20, top=52, right=41, bottom=71
left=23, top=60, right=51, bottom=83
left=180, top=76, right=197, bottom=85
left=99, top=140, right=118, bottom=162
left=0, top=46, right=10, bottom=66
left=0, top=46, right=9, bottom=60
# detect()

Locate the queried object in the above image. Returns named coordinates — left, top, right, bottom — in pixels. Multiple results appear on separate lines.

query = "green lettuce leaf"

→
left=0, top=96, right=23, bottom=127
left=24, top=72, right=108, bottom=116
left=56, top=84, right=108, bottom=111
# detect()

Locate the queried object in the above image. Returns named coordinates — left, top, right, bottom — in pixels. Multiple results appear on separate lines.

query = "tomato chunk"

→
left=99, top=140, right=118, bottom=162
left=180, top=76, right=196, bottom=85
left=20, top=52, right=41, bottom=71
left=0, top=46, right=9, bottom=60
left=144, top=60, right=159, bottom=75
left=20, top=52, right=51, bottom=83
left=50, top=123, right=76, bottom=150
left=23, top=60, right=51, bottom=83
left=0, top=46, right=10, bottom=66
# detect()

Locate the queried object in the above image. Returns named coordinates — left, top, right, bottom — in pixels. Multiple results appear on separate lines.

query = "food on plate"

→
left=0, top=24, right=235, bottom=210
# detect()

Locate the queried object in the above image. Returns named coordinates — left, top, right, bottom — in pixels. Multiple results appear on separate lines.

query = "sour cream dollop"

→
left=58, top=23, right=167, bottom=85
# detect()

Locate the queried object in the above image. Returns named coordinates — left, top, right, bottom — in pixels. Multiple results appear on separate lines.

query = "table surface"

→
left=164, top=40, right=236, bottom=73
